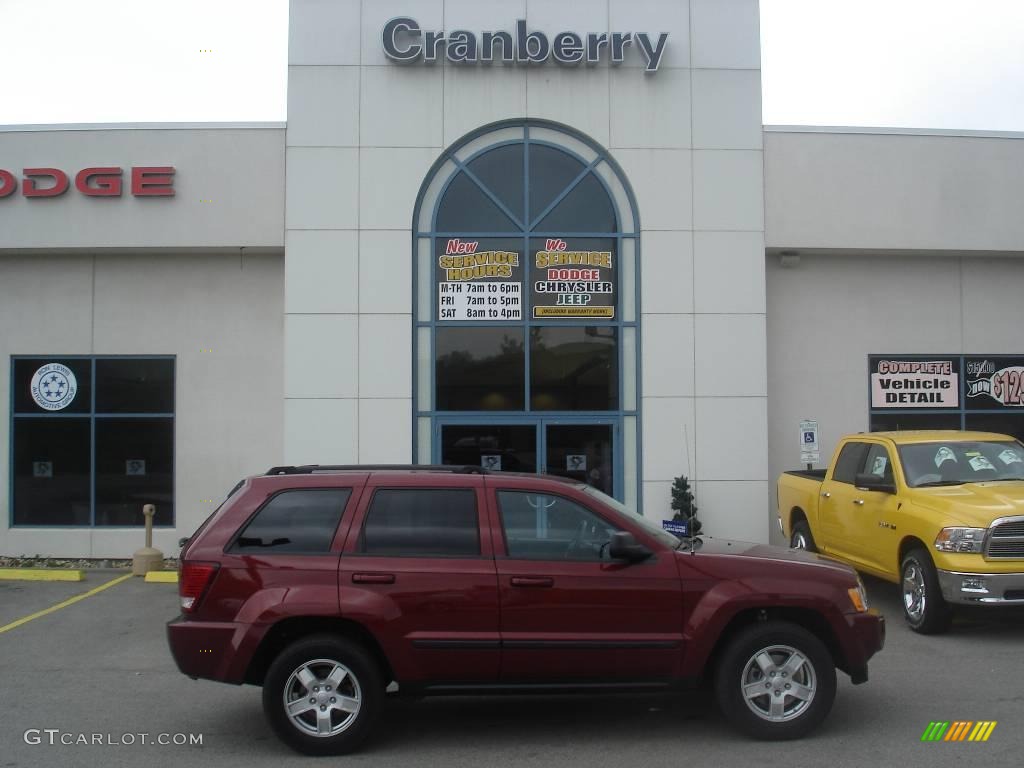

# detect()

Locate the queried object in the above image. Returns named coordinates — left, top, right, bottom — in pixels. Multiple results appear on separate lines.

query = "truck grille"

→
left=985, top=517, right=1024, bottom=559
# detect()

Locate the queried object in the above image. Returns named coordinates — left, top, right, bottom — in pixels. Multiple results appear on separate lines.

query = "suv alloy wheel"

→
left=714, top=621, right=836, bottom=740
left=262, top=635, right=383, bottom=755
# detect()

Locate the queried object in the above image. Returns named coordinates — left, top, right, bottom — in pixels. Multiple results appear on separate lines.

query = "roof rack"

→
left=264, top=464, right=489, bottom=476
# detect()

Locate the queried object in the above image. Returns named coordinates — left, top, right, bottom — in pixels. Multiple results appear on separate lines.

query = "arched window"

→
left=413, top=121, right=641, bottom=510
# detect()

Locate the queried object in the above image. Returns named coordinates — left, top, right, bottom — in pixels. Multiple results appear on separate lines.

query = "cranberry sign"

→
left=0, top=167, right=175, bottom=199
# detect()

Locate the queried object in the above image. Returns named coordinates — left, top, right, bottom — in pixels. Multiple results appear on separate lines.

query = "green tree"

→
left=670, top=475, right=701, bottom=535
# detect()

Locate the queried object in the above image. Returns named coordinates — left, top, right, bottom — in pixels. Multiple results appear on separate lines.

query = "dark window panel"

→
left=435, top=172, right=518, bottom=233
left=436, top=327, right=525, bottom=411
left=361, top=489, right=480, bottom=557
left=465, top=144, right=525, bottom=224
left=12, top=358, right=92, bottom=414
left=534, top=173, right=617, bottom=233
left=95, top=358, right=174, bottom=413
left=869, top=413, right=963, bottom=432
left=530, top=327, right=617, bottom=411
left=964, top=414, right=1024, bottom=443
left=527, top=144, right=586, bottom=223
left=441, top=425, right=537, bottom=472
left=94, top=418, right=174, bottom=526
left=12, top=418, right=91, bottom=525
left=230, top=489, right=351, bottom=553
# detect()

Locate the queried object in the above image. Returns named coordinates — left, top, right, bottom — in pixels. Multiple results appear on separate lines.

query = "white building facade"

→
left=0, top=0, right=1021, bottom=558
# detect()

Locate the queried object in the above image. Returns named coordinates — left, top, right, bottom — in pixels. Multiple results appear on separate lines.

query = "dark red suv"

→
left=167, top=465, right=884, bottom=755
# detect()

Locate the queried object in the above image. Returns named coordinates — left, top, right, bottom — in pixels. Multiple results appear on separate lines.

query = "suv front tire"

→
left=714, top=621, right=836, bottom=740
left=262, top=634, right=383, bottom=755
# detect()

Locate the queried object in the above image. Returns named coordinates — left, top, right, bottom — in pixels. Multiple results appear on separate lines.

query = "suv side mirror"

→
left=608, top=532, right=653, bottom=563
left=855, top=473, right=896, bottom=494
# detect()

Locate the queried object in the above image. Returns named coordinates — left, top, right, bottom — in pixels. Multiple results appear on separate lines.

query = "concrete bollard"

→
left=131, top=504, right=165, bottom=576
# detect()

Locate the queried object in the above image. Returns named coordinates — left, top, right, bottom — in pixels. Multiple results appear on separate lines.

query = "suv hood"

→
left=912, top=481, right=1024, bottom=526
left=678, top=536, right=854, bottom=578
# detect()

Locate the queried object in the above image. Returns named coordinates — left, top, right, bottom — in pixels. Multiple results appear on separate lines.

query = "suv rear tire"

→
left=714, top=621, right=836, bottom=740
left=262, top=634, right=383, bottom=755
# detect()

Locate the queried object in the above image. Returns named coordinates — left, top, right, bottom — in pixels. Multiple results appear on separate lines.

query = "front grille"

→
left=992, top=520, right=1024, bottom=537
left=985, top=517, right=1024, bottom=559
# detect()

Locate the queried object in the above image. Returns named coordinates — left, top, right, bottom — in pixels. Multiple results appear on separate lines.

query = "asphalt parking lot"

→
left=1, top=572, right=1022, bottom=768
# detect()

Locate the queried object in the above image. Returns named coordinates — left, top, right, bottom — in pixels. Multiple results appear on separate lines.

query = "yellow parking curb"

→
left=144, top=571, right=178, bottom=584
left=0, top=573, right=132, bottom=635
left=0, top=568, right=85, bottom=582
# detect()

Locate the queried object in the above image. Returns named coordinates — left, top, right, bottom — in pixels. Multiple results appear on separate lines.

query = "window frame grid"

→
left=9, top=354, right=176, bottom=528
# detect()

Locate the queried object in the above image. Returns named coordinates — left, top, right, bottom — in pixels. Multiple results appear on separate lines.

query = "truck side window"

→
left=862, top=444, right=894, bottom=482
left=832, top=443, right=869, bottom=485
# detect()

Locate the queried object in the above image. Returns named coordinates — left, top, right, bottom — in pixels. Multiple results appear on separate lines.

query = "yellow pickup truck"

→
left=778, top=431, right=1024, bottom=634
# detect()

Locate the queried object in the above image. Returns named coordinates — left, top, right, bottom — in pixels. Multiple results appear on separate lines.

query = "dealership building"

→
left=2, top=0, right=1023, bottom=558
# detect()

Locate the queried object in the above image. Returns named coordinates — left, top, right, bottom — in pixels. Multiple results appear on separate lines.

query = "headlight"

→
left=847, top=579, right=869, bottom=612
left=934, top=527, right=987, bottom=553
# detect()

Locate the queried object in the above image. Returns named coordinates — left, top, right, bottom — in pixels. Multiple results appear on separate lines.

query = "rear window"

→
left=360, top=488, right=479, bottom=557
left=230, top=489, right=351, bottom=553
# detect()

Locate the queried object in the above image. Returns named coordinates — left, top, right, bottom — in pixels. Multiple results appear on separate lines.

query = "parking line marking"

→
left=144, top=571, right=178, bottom=584
left=0, top=568, right=84, bottom=582
left=0, top=573, right=133, bottom=635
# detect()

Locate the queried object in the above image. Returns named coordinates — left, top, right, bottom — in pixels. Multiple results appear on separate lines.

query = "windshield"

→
left=898, top=440, right=1024, bottom=487
left=578, top=485, right=682, bottom=548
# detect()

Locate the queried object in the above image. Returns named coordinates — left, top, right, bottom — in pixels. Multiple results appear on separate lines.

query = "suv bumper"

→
left=167, top=616, right=261, bottom=683
left=841, top=609, right=885, bottom=684
left=936, top=569, right=1024, bottom=605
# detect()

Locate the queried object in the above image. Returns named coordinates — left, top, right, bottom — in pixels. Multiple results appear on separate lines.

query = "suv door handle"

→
left=510, top=576, right=554, bottom=588
left=352, top=573, right=396, bottom=585
left=852, top=499, right=865, bottom=506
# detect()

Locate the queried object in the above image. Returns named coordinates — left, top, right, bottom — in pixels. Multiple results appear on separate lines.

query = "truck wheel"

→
left=715, top=621, right=836, bottom=740
left=262, top=634, right=383, bottom=755
left=901, top=548, right=952, bottom=635
left=790, top=521, right=817, bottom=553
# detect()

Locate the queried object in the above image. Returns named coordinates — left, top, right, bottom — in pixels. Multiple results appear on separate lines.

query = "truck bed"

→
left=783, top=469, right=827, bottom=481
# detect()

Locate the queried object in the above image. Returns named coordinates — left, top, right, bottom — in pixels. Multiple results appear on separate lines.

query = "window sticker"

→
left=998, top=449, right=1023, bottom=465
left=968, top=455, right=995, bottom=472
left=566, top=454, right=587, bottom=472
left=871, top=456, right=888, bottom=476
left=481, top=455, right=502, bottom=471
left=934, top=446, right=957, bottom=468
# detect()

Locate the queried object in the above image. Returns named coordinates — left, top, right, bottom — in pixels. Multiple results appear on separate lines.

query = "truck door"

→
left=851, top=442, right=902, bottom=576
left=818, top=441, right=873, bottom=567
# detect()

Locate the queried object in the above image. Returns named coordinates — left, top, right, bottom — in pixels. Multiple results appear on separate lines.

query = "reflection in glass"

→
left=534, top=173, right=617, bottom=233
left=436, top=327, right=525, bottom=410
left=545, top=424, right=614, bottom=496
left=528, top=144, right=586, bottom=222
left=441, top=424, right=537, bottom=472
left=436, top=172, right=518, bottom=233
left=531, top=327, right=618, bottom=411
left=466, top=144, right=525, bottom=224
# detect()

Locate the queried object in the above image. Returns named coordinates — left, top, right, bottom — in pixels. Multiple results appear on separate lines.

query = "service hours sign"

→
left=437, top=238, right=523, bottom=321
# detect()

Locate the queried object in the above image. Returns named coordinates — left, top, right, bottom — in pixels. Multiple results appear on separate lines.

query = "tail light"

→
left=179, top=561, right=219, bottom=613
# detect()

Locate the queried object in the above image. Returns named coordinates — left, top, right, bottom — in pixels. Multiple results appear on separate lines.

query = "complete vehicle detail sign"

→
left=383, top=18, right=670, bottom=72
left=869, top=357, right=960, bottom=408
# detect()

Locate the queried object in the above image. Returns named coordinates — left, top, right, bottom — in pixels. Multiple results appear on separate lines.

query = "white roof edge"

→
left=0, top=121, right=287, bottom=133
left=764, top=124, right=1024, bottom=140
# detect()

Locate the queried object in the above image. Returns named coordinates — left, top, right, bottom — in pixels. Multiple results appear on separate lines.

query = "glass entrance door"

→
left=438, top=420, right=617, bottom=498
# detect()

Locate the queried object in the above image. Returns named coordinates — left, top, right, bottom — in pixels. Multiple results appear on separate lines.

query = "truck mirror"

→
left=855, top=473, right=896, bottom=494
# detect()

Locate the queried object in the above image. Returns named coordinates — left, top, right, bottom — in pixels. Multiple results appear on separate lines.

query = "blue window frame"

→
left=9, top=355, right=175, bottom=527
left=412, top=121, right=642, bottom=510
